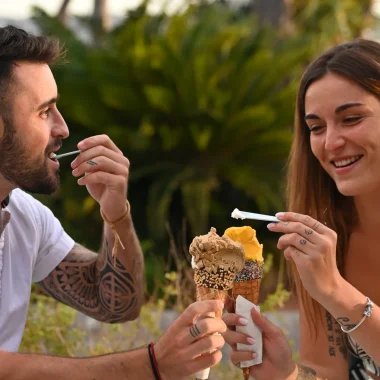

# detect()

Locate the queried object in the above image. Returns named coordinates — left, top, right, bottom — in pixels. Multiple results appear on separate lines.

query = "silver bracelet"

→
left=341, top=297, right=374, bottom=334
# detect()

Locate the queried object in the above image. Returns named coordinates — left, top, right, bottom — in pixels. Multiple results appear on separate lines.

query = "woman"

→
left=223, top=39, right=380, bottom=380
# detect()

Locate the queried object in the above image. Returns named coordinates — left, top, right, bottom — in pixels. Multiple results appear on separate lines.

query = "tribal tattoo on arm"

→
left=37, top=240, right=142, bottom=323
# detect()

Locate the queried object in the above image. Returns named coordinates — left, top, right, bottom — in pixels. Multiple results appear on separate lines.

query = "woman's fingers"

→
left=250, top=307, right=284, bottom=340
left=223, top=329, right=255, bottom=347
left=268, top=220, right=320, bottom=244
left=223, top=312, right=249, bottom=328
left=230, top=350, right=256, bottom=367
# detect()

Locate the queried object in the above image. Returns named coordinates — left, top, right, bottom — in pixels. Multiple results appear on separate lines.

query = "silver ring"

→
left=190, top=323, right=201, bottom=338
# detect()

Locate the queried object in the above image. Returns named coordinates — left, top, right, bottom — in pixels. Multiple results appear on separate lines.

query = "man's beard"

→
left=0, top=118, right=61, bottom=195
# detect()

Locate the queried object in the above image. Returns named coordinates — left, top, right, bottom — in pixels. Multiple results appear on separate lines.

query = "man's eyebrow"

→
left=335, top=102, right=364, bottom=114
left=35, top=95, right=59, bottom=111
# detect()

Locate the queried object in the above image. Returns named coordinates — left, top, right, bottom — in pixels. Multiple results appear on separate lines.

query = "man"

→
left=0, top=26, right=226, bottom=379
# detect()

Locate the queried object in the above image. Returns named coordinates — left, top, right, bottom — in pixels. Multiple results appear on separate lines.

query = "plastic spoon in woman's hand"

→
left=231, top=208, right=280, bottom=222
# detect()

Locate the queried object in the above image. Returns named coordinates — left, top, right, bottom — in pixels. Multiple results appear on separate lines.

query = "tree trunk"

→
left=248, top=0, right=288, bottom=28
left=93, top=0, right=110, bottom=32
left=57, top=0, right=71, bottom=25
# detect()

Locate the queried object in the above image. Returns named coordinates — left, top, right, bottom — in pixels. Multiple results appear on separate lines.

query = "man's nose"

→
left=52, top=110, right=69, bottom=139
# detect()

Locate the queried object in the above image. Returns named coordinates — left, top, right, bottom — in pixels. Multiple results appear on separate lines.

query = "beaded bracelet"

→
left=148, top=342, right=162, bottom=380
left=341, top=297, right=374, bottom=334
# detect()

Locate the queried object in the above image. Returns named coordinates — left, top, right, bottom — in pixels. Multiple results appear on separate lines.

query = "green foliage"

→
left=31, top=2, right=311, bottom=249
left=291, top=0, right=374, bottom=51
left=20, top=285, right=86, bottom=355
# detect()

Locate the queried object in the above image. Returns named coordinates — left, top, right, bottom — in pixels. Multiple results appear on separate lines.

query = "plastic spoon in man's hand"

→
left=231, top=208, right=280, bottom=222
left=53, top=150, right=81, bottom=160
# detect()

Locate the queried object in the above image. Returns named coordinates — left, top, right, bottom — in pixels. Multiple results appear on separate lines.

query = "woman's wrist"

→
left=313, top=273, right=347, bottom=308
left=285, top=363, right=298, bottom=380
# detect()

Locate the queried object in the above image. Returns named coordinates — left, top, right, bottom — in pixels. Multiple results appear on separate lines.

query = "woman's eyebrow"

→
left=305, top=102, right=365, bottom=121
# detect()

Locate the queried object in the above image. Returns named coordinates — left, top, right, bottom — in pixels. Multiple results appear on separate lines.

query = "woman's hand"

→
left=154, top=300, right=227, bottom=380
left=223, top=305, right=296, bottom=380
left=268, top=212, right=343, bottom=303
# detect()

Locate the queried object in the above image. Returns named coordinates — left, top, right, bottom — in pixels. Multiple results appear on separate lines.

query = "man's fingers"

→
left=181, top=317, right=226, bottom=346
left=188, top=350, right=223, bottom=374
left=179, top=300, right=224, bottom=326
left=78, top=134, right=122, bottom=154
left=188, top=334, right=225, bottom=358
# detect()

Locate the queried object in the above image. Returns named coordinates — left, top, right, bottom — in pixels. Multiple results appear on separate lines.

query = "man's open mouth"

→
left=48, top=152, right=58, bottom=162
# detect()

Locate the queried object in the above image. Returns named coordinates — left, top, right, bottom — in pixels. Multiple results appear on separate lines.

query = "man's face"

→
left=0, top=62, right=69, bottom=194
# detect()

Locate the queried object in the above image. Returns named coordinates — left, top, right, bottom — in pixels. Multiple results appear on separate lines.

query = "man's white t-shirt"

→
left=0, top=189, right=75, bottom=352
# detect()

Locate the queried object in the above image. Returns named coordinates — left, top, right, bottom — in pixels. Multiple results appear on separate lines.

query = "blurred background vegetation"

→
left=11, top=0, right=375, bottom=377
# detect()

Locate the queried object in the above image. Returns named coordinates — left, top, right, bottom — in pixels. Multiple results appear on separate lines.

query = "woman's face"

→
left=305, top=72, right=380, bottom=197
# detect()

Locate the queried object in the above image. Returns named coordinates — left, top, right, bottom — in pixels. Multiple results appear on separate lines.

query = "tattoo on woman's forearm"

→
left=325, top=311, right=348, bottom=359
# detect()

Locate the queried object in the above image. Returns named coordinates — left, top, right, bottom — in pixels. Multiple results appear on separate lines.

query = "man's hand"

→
left=71, top=134, right=130, bottom=222
left=154, top=300, right=227, bottom=380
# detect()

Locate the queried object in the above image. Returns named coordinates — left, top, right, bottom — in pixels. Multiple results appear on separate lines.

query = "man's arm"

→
left=37, top=214, right=145, bottom=323
left=0, top=348, right=153, bottom=380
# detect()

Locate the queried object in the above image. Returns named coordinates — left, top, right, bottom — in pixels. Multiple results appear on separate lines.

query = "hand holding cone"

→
left=190, top=227, right=245, bottom=380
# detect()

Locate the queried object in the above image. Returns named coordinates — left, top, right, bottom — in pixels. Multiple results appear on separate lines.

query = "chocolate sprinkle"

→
left=234, top=259, right=264, bottom=282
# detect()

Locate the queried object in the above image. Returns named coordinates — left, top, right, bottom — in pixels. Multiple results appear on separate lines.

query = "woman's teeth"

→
left=334, top=155, right=362, bottom=168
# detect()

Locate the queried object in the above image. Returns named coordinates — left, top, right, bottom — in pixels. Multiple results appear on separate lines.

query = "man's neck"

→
left=0, top=179, right=15, bottom=207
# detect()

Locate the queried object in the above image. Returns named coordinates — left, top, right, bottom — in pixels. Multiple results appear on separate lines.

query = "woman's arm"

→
left=320, top=278, right=380, bottom=366
left=298, top=300, right=348, bottom=380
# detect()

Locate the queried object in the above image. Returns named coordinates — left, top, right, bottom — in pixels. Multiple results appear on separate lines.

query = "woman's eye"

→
left=343, top=116, right=362, bottom=124
left=309, top=125, right=324, bottom=133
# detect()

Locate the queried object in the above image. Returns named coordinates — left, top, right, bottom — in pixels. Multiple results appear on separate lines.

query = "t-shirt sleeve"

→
left=32, top=201, right=75, bottom=283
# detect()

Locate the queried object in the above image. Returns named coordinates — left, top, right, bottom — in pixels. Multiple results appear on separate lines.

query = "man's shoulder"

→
left=7, top=189, right=49, bottom=226
left=9, top=189, right=44, bottom=210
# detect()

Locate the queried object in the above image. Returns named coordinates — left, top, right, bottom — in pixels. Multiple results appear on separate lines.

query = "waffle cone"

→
left=232, top=279, right=261, bottom=380
left=196, top=286, right=227, bottom=319
left=232, top=279, right=261, bottom=305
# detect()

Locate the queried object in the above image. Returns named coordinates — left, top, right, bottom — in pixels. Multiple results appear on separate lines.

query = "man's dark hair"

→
left=0, top=25, right=64, bottom=115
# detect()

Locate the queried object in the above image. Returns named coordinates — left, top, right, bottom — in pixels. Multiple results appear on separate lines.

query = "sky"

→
left=0, top=0, right=189, bottom=19
left=0, top=0, right=379, bottom=19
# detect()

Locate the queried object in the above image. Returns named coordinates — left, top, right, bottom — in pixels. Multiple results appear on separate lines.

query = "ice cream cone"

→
left=225, top=227, right=264, bottom=380
left=233, top=278, right=261, bottom=380
left=196, top=286, right=228, bottom=318
left=232, top=278, right=261, bottom=305
left=190, top=228, right=245, bottom=380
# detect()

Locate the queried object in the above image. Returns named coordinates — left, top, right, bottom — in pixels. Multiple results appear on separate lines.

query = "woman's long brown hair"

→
left=287, top=39, right=380, bottom=336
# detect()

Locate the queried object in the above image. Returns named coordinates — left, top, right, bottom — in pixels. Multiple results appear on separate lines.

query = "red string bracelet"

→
left=148, top=342, right=162, bottom=380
